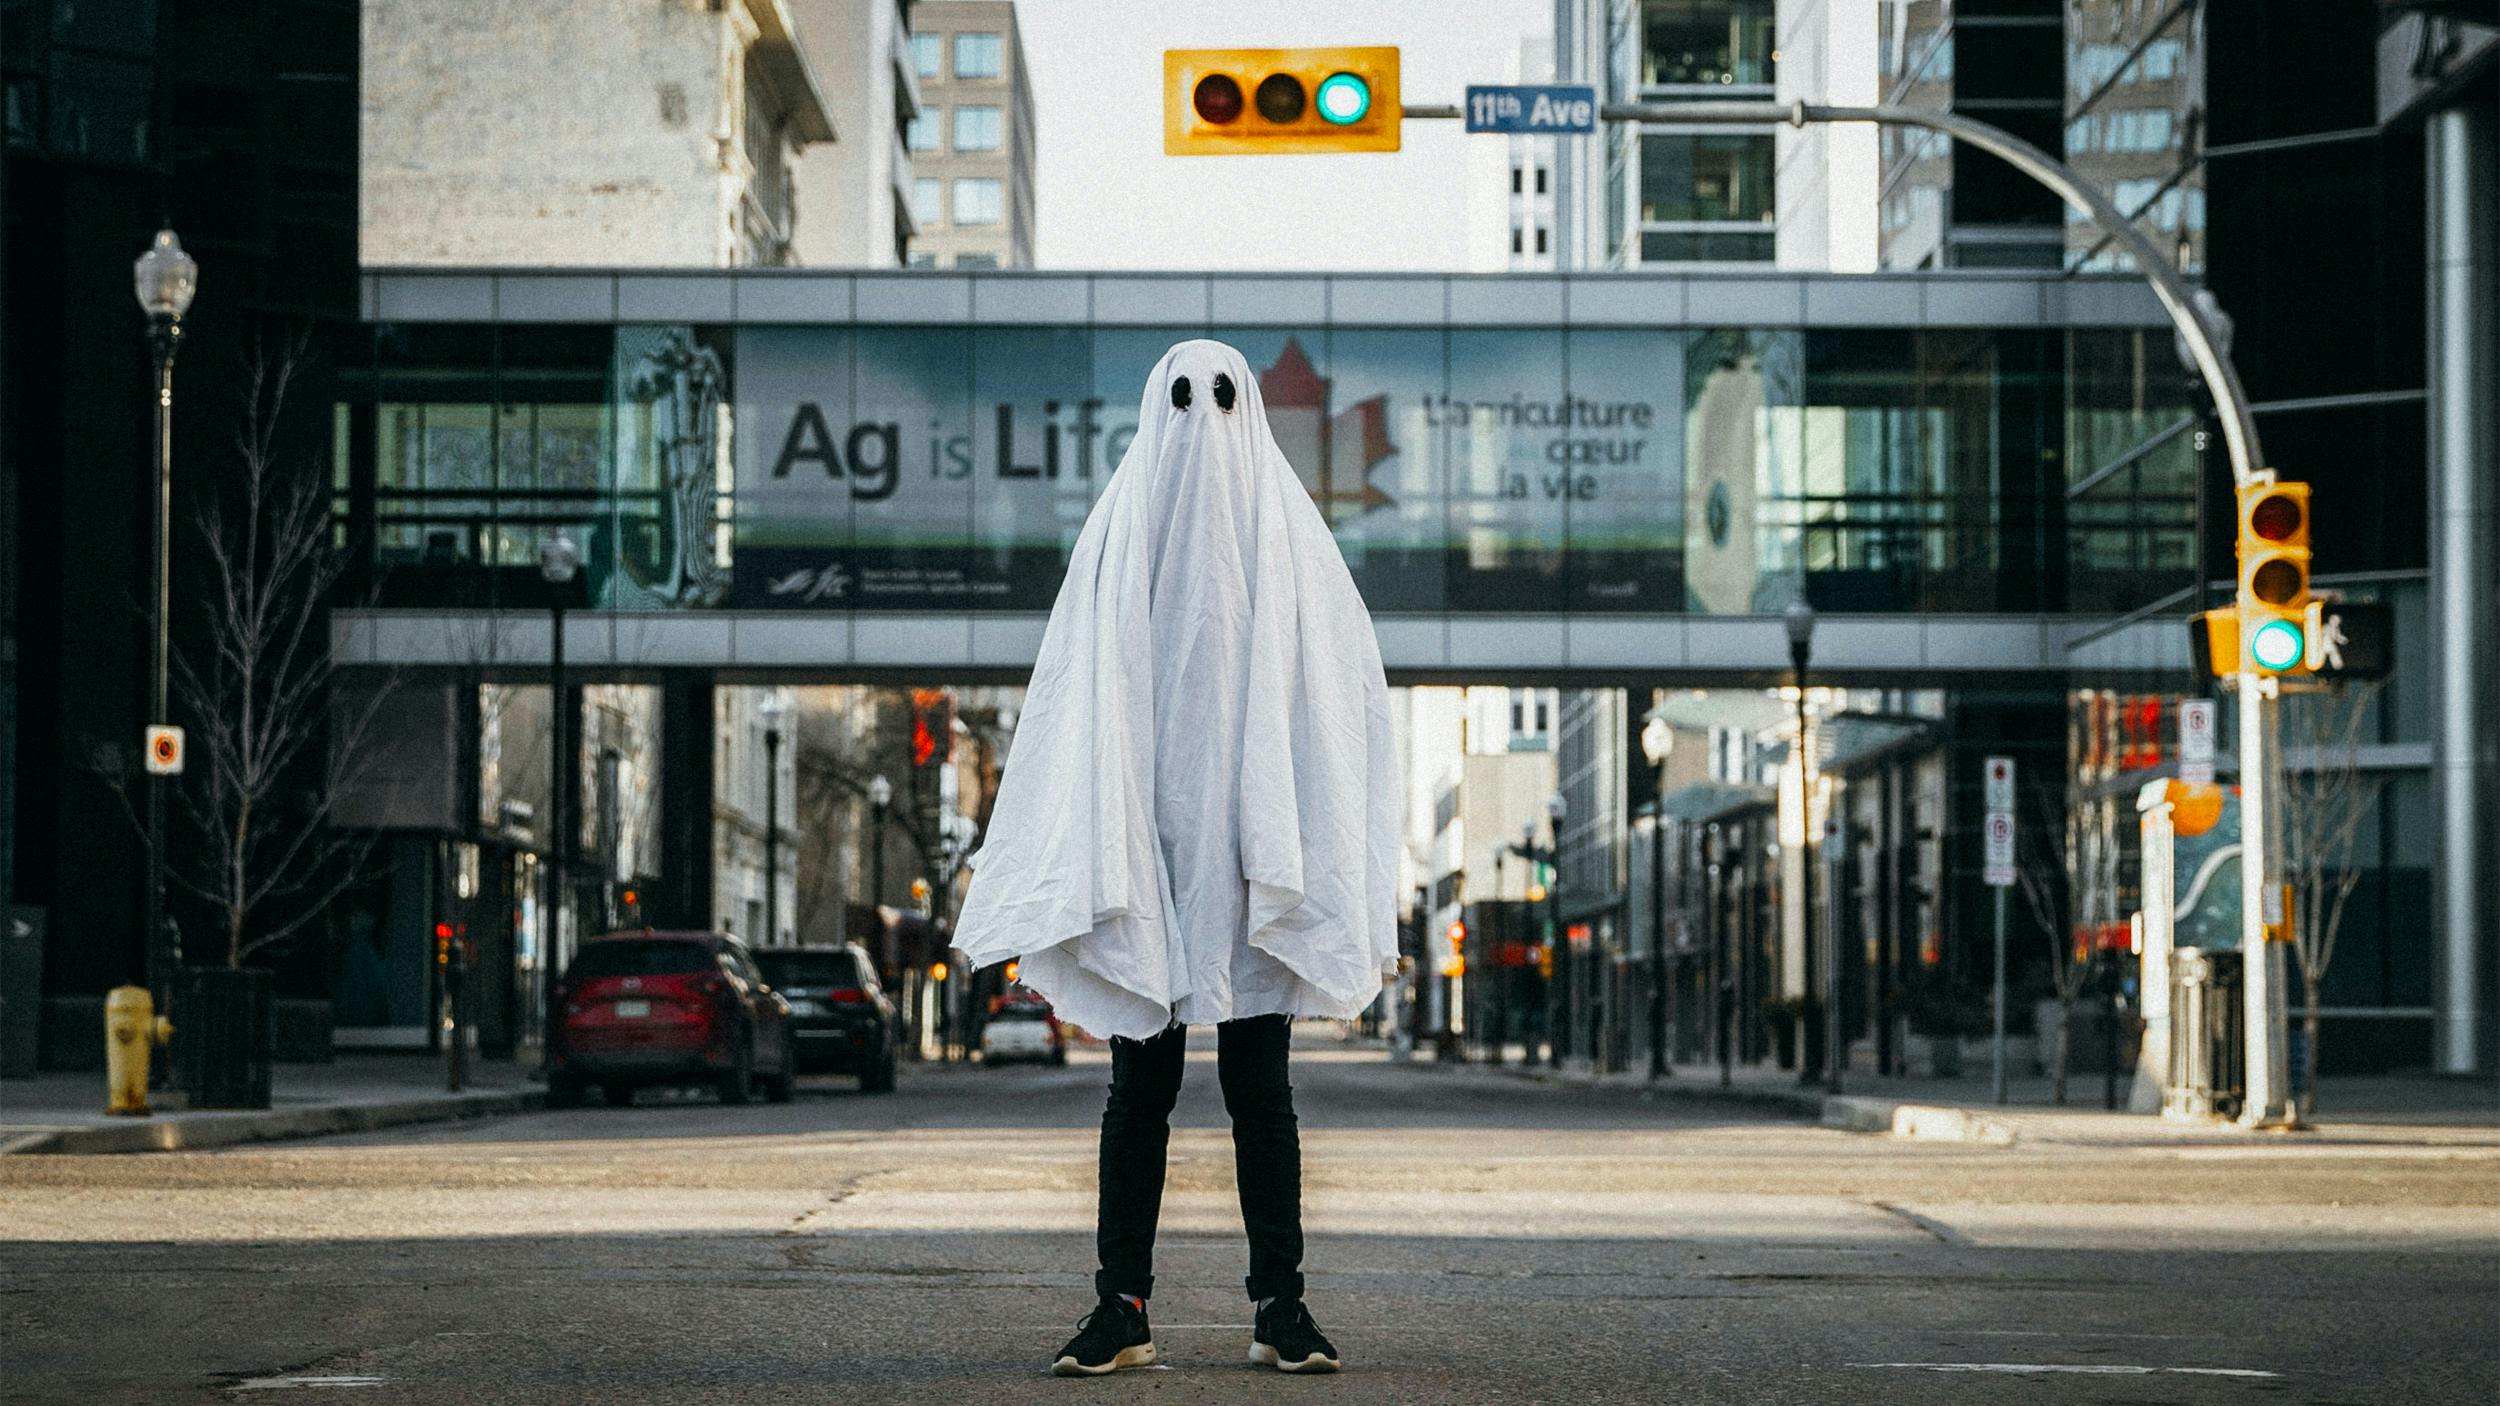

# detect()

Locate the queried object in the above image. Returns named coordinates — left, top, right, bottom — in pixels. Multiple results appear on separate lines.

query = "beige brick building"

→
left=361, top=0, right=835, bottom=267
left=900, top=1, right=1034, bottom=269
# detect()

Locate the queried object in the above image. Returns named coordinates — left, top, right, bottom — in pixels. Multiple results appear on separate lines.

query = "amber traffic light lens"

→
left=1255, top=73, right=1306, bottom=123
left=2250, top=558, right=2304, bottom=605
left=1193, top=73, right=1244, bottom=124
left=2248, top=493, right=2304, bottom=542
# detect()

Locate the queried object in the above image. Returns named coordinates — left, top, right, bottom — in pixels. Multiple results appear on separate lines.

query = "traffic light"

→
left=2235, top=479, right=2311, bottom=675
left=1164, top=47, right=1401, bottom=155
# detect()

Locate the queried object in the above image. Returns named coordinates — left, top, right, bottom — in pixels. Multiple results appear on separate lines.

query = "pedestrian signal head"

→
left=1164, top=48, right=1400, bottom=155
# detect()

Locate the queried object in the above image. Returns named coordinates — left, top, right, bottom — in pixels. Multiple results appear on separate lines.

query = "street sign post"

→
left=1463, top=84, right=1597, bottom=134
left=1984, top=756, right=2014, bottom=1103
left=2180, top=699, right=2217, bottom=785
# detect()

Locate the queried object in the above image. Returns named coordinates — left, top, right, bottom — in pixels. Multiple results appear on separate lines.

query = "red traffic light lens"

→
left=1192, top=73, right=1243, bottom=124
left=2248, top=492, right=2303, bottom=542
left=2250, top=558, right=2304, bottom=605
left=1255, top=73, right=1307, bottom=123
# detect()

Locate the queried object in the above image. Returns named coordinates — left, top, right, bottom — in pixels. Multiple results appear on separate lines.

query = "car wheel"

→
left=602, top=1082, right=634, bottom=1108
left=764, top=1032, right=796, bottom=1103
left=547, top=1073, right=586, bottom=1108
left=718, top=1036, right=755, bottom=1105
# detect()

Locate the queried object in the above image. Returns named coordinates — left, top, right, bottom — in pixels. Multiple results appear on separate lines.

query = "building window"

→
left=911, top=177, right=942, bottom=227
left=907, top=110, right=941, bottom=152
left=1639, top=129, right=1774, bottom=262
left=952, top=176, right=1002, bottom=224
left=1511, top=225, right=1524, bottom=254
left=1535, top=226, right=1549, bottom=254
left=954, top=252, right=1000, bottom=270
left=1511, top=166, right=1523, bottom=194
left=1642, top=0, right=1776, bottom=88
left=910, top=32, right=941, bottom=78
left=953, top=104, right=1002, bottom=152
left=954, top=32, right=1002, bottom=79
left=1536, top=166, right=1549, bottom=194
left=905, top=251, right=938, bottom=269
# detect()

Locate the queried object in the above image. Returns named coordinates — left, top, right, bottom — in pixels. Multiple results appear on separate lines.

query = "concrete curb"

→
left=1822, top=1096, right=2019, bottom=1146
left=2, top=1087, right=545, bottom=1155
left=1470, top=1058, right=1827, bottom=1118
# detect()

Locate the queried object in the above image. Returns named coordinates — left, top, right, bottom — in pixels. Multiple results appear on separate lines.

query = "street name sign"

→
left=1983, top=755, right=2015, bottom=887
left=1464, top=84, right=1597, bottom=134
left=2179, top=699, right=2216, bottom=784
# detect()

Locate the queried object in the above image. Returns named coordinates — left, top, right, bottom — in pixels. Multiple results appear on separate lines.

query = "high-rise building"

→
left=1874, top=0, right=2068, bottom=271
left=2056, top=0, right=2495, bottom=1075
left=1468, top=40, right=1563, bottom=271
left=2, top=0, right=361, bottom=1069
left=898, top=1, right=1036, bottom=270
left=1553, top=0, right=1881, bottom=272
left=789, top=0, right=924, bottom=268
left=362, top=0, right=836, bottom=267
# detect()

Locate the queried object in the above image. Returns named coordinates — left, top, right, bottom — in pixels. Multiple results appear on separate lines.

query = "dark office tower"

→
left=1879, top=0, right=2069, bottom=269
left=1, top=2, right=359, bottom=1068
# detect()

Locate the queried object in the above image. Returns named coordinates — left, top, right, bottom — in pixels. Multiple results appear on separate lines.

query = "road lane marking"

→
left=1854, top=1363, right=2278, bottom=1378
left=232, top=1377, right=388, bottom=1390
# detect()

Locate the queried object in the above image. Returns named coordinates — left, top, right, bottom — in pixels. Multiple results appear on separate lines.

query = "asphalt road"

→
left=4, top=1029, right=2495, bottom=1404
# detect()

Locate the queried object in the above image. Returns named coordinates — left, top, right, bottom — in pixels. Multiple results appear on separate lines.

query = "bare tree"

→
left=114, top=343, right=391, bottom=967
left=2281, top=679, right=2387, bottom=1122
left=2013, top=779, right=2093, bottom=1104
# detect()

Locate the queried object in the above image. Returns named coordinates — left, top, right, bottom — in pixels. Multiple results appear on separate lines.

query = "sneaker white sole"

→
left=1249, top=1342, right=1342, bottom=1374
left=1052, top=1342, right=1156, bottom=1376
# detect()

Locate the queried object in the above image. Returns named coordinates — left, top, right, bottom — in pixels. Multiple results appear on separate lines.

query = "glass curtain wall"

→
left=336, top=323, right=2187, bottom=619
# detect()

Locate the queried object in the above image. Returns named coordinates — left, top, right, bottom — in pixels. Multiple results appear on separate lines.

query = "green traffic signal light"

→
left=2248, top=616, right=2304, bottom=672
left=1316, top=71, right=1371, bottom=124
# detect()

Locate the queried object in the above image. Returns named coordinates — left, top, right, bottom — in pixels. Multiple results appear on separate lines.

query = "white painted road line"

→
left=231, top=1377, right=390, bottom=1390
left=1854, top=1363, right=2279, bottom=1378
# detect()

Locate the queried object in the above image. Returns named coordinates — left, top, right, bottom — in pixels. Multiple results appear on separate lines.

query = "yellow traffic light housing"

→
left=2235, top=480, right=2311, bottom=675
left=1164, top=47, right=1401, bottom=155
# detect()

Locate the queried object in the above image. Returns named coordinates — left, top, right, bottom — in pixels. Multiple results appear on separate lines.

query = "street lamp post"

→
left=1543, top=791, right=1567, bottom=1068
left=537, top=534, right=580, bottom=1057
left=868, top=773, right=894, bottom=979
left=1642, top=711, right=1676, bottom=1081
left=760, top=695, right=785, bottom=948
left=1785, top=601, right=1834, bottom=1090
left=132, top=229, right=197, bottom=1024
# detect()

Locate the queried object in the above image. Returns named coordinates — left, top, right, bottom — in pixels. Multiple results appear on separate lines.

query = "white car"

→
left=981, top=1004, right=1066, bottom=1066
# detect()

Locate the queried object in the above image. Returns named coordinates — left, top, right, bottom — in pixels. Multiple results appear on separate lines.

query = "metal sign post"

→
left=1984, top=757, right=2016, bottom=1104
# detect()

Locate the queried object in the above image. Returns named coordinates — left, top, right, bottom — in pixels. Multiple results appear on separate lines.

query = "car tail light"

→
left=827, top=989, right=868, bottom=1005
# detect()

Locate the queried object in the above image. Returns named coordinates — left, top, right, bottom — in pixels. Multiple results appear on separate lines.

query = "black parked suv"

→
left=753, top=944, right=899, bottom=1093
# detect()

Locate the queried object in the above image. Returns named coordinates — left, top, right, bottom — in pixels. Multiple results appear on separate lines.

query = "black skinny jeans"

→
left=1094, top=1014, right=1303, bottom=1303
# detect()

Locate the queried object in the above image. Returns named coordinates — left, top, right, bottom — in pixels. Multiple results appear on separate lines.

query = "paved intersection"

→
left=3, top=1031, right=2493, bottom=1403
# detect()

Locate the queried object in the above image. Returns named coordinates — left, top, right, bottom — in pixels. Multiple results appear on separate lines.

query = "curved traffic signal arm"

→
left=1164, top=47, right=1401, bottom=155
left=2235, top=479, right=2312, bottom=677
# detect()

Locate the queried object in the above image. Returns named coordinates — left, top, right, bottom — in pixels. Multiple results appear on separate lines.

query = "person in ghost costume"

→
left=949, top=339, right=1400, bottom=1376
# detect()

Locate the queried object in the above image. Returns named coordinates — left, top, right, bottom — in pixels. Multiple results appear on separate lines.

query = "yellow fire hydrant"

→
left=105, top=985, right=174, bottom=1117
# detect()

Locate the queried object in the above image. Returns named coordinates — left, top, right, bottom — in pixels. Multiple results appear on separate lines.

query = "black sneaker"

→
left=1052, top=1295, right=1157, bottom=1377
left=1249, top=1297, right=1341, bottom=1373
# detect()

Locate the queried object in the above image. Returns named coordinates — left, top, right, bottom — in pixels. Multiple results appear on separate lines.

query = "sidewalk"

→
left=0, top=1054, right=544, bottom=1155
left=1454, top=1046, right=2500, bottom=1149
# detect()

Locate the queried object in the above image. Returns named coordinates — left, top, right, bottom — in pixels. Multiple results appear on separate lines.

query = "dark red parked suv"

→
left=548, top=932, right=794, bottom=1108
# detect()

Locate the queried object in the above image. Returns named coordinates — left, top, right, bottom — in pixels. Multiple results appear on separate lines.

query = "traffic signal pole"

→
left=1404, top=97, right=2294, bottom=1123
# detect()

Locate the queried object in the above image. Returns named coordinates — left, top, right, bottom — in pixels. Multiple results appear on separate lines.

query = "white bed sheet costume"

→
left=949, top=339, right=1401, bottom=1041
